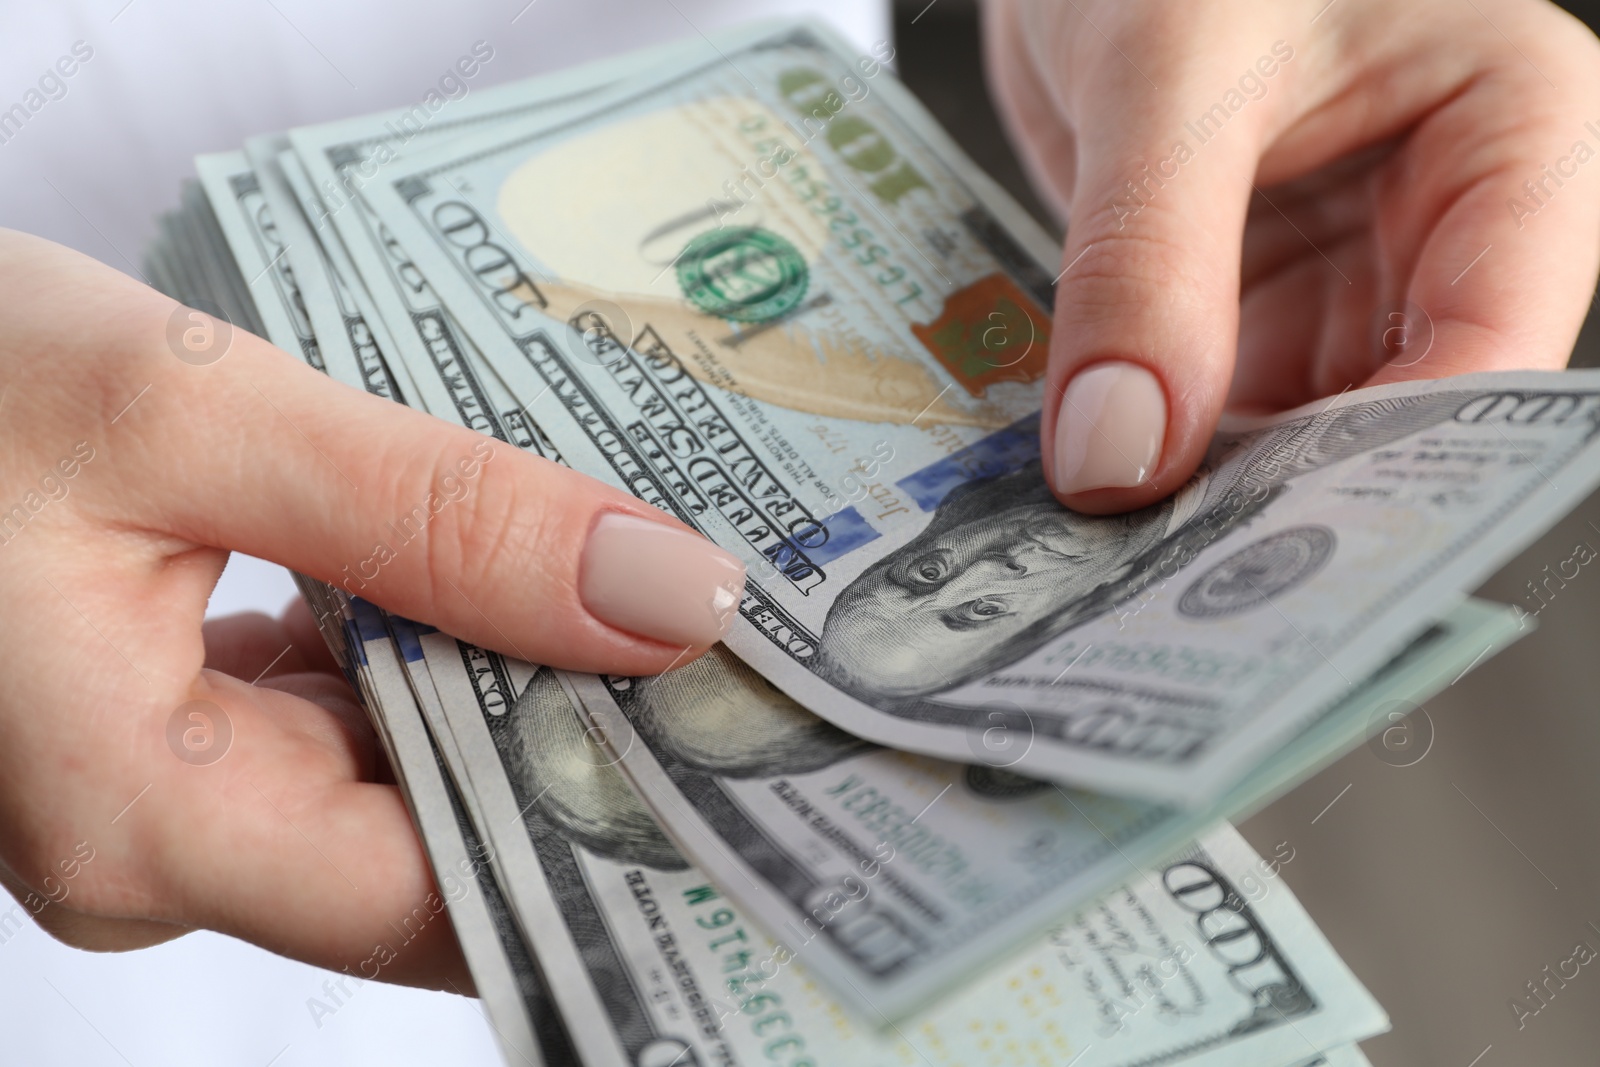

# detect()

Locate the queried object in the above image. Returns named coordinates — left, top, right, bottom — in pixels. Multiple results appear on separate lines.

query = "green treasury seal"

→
left=676, top=227, right=809, bottom=323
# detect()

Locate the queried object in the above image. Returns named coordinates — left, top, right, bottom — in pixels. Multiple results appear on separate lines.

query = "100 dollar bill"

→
left=355, top=19, right=1600, bottom=803
left=564, top=598, right=1519, bottom=1017
left=415, top=628, right=1387, bottom=1065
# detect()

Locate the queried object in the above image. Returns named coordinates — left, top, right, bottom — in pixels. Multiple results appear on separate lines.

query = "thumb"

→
left=101, top=288, right=745, bottom=675
left=1041, top=30, right=1290, bottom=514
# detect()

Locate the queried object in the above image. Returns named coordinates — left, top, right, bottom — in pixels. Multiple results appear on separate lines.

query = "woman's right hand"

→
left=0, top=229, right=744, bottom=989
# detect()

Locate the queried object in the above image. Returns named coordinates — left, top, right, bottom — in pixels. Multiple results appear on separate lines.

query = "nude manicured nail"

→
left=1052, top=361, right=1167, bottom=495
left=579, top=512, right=746, bottom=647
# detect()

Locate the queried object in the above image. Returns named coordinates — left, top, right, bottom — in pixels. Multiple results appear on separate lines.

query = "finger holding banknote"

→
left=987, top=0, right=1600, bottom=514
left=0, top=230, right=742, bottom=983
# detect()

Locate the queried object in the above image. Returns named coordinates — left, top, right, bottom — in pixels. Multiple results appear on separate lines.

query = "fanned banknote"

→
left=413, top=626, right=1388, bottom=1064
left=283, top=33, right=717, bottom=452
left=560, top=598, right=1519, bottom=1016
left=353, top=19, right=1600, bottom=802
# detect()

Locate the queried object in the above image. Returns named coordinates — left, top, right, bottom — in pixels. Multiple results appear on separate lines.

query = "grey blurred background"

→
left=889, top=2, right=1600, bottom=1064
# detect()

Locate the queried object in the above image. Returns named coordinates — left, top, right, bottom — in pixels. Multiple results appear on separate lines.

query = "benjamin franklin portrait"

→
left=815, top=391, right=1474, bottom=707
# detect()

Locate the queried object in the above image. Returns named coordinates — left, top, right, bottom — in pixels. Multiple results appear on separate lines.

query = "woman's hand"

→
left=986, top=0, right=1600, bottom=512
left=0, top=230, right=743, bottom=989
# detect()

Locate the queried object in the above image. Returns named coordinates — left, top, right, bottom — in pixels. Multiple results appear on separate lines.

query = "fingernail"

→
left=579, top=512, right=746, bottom=647
left=1052, top=361, right=1166, bottom=495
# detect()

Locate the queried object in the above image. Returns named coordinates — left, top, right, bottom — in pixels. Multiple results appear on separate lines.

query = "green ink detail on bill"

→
left=676, top=227, right=809, bottom=323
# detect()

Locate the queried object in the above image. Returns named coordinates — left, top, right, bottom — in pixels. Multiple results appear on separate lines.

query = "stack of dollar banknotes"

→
left=142, top=19, right=1600, bottom=1067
